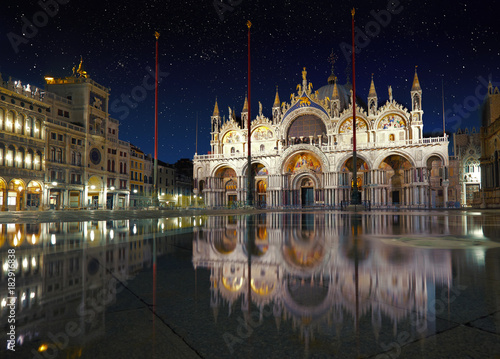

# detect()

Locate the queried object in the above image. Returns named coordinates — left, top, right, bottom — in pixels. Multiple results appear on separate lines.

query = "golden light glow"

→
left=38, top=344, right=49, bottom=352
left=222, top=276, right=244, bottom=292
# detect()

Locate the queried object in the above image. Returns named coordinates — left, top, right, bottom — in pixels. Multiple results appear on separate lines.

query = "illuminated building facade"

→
left=194, top=68, right=450, bottom=208
left=0, top=63, right=132, bottom=210
left=477, top=81, right=500, bottom=207
left=452, top=128, right=481, bottom=206
left=0, top=74, right=46, bottom=211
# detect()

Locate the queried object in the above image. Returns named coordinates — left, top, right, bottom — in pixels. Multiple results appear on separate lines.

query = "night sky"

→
left=1, top=0, right=499, bottom=163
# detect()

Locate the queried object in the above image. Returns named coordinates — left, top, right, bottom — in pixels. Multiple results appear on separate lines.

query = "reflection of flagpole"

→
left=350, top=8, right=360, bottom=205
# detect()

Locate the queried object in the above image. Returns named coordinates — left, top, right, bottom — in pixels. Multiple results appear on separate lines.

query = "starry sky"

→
left=1, top=0, right=499, bottom=163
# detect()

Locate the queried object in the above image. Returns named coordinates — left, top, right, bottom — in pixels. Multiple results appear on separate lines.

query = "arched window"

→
left=6, top=111, right=14, bottom=132
left=231, top=147, right=235, bottom=154
left=71, top=151, right=76, bottom=165
left=112, top=160, right=115, bottom=172
left=6, top=146, right=15, bottom=166
left=260, top=144, right=265, bottom=152
left=16, top=147, right=24, bottom=168
left=144, top=175, right=148, bottom=183
left=120, top=162, right=123, bottom=174
left=0, top=108, right=4, bottom=130
left=25, top=117, right=32, bottom=136
left=34, top=151, right=42, bottom=170
left=56, top=148, right=63, bottom=163
left=107, top=159, right=111, bottom=171
left=25, top=149, right=33, bottom=170
left=124, top=163, right=127, bottom=174
left=15, top=114, right=24, bottom=135
left=34, top=120, right=41, bottom=139
left=76, top=152, right=81, bottom=166
left=0, top=144, right=4, bottom=166
left=50, top=147, right=56, bottom=162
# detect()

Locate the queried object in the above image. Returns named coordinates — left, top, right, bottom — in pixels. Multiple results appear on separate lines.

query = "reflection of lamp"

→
left=90, top=185, right=96, bottom=190
left=18, top=186, right=23, bottom=192
left=133, top=189, right=138, bottom=193
left=51, top=181, right=57, bottom=186
left=110, top=186, right=115, bottom=190
left=109, top=229, right=114, bottom=240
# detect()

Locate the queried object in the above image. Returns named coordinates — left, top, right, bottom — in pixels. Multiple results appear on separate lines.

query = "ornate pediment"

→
left=377, top=100, right=410, bottom=117
left=220, top=118, right=241, bottom=132
left=251, top=115, right=272, bottom=128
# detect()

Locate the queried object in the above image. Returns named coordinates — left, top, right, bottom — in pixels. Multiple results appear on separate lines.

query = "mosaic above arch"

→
left=223, top=131, right=240, bottom=144
left=339, top=117, right=368, bottom=133
left=379, top=155, right=412, bottom=170
left=252, top=126, right=273, bottom=141
left=340, top=157, right=369, bottom=172
left=377, top=113, right=406, bottom=130
left=215, top=167, right=236, bottom=178
left=285, top=152, right=322, bottom=174
left=253, top=163, right=269, bottom=176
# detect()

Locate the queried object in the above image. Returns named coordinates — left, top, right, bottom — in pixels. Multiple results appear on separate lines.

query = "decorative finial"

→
left=351, top=8, right=355, bottom=16
left=155, top=31, right=160, bottom=40
left=246, top=20, right=252, bottom=29
left=302, top=67, right=307, bottom=81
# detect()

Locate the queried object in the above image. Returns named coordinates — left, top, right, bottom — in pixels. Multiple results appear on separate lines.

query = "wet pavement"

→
left=1, top=210, right=500, bottom=358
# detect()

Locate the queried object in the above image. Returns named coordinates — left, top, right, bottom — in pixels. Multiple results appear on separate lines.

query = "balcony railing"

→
left=194, top=136, right=448, bottom=160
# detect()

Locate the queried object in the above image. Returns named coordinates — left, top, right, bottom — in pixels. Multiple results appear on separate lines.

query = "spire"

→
left=332, top=81, right=339, bottom=99
left=273, top=86, right=280, bottom=107
left=327, top=50, right=338, bottom=84
left=411, top=66, right=421, bottom=91
left=242, top=95, right=248, bottom=112
left=368, top=74, right=377, bottom=97
left=212, top=99, right=220, bottom=117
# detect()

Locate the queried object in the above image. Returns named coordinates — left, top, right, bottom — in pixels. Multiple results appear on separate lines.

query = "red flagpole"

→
left=246, top=20, right=253, bottom=207
left=351, top=8, right=360, bottom=205
left=153, top=31, right=160, bottom=207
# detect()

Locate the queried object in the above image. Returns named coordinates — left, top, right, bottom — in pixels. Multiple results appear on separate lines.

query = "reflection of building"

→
left=477, top=80, right=500, bottom=207
left=194, top=68, right=449, bottom=208
left=193, top=213, right=473, bottom=350
left=0, top=216, right=205, bottom=353
left=452, top=128, right=481, bottom=206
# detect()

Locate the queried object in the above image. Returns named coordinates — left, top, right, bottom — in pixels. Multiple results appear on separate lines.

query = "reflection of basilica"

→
left=193, top=213, right=467, bottom=348
left=0, top=217, right=203, bottom=352
left=194, top=68, right=450, bottom=208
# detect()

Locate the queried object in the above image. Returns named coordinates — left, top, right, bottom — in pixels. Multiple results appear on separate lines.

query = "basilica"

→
left=193, top=67, right=450, bottom=208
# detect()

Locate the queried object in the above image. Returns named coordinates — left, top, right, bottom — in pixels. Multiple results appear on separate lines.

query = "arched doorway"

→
left=215, top=167, right=237, bottom=207
left=88, top=176, right=103, bottom=209
left=253, top=163, right=268, bottom=207
left=284, top=152, right=323, bottom=207
left=26, top=181, right=42, bottom=210
left=426, top=155, right=445, bottom=207
left=300, top=178, right=315, bottom=207
left=379, top=155, right=413, bottom=205
left=340, top=157, right=370, bottom=202
left=8, top=179, right=25, bottom=211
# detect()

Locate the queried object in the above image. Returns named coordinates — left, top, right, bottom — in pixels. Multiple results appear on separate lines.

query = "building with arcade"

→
left=193, top=67, right=450, bottom=208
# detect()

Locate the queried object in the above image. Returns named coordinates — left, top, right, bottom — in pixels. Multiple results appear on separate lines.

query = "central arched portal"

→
left=284, top=152, right=323, bottom=207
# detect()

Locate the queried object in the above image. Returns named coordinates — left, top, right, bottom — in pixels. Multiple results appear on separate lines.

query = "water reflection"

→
left=0, top=216, right=205, bottom=353
left=193, top=213, right=499, bottom=356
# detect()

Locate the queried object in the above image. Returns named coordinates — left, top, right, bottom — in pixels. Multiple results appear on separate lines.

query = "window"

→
left=57, top=109, right=63, bottom=116
left=51, top=132, right=56, bottom=140
left=72, top=138, right=76, bottom=144
left=58, top=134, right=63, bottom=141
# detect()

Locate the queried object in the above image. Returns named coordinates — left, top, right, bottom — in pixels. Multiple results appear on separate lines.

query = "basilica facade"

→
left=193, top=68, right=450, bottom=208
